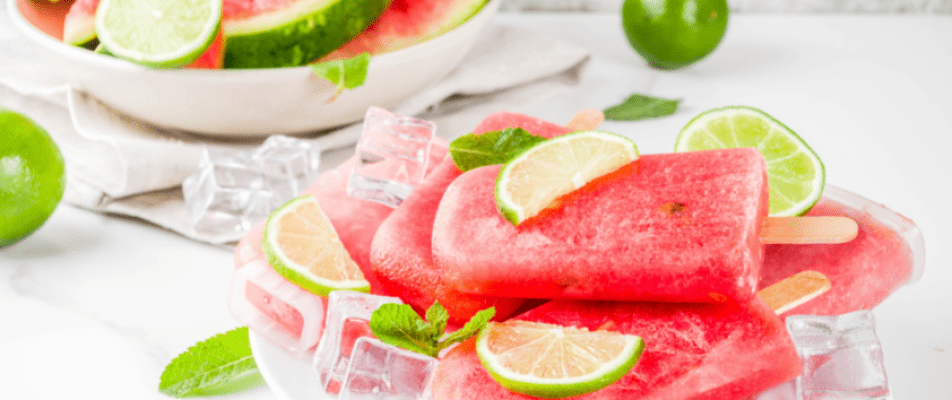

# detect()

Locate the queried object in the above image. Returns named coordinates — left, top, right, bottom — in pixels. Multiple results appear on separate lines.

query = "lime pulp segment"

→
left=95, top=0, right=221, bottom=67
left=674, top=106, right=825, bottom=217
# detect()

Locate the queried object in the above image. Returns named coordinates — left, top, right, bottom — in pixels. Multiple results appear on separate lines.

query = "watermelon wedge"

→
left=221, top=0, right=391, bottom=68
left=321, top=0, right=490, bottom=61
left=62, top=0, right=98, bottom=46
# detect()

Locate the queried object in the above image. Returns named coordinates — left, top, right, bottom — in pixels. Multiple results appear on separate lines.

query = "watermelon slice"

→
left=62, top=0, right=98, bottom=46
left=321, top=0, right=490, bottom=61
left=369, top=112, right=572, bottom=325
left=221, top=0, right=391, bottom=68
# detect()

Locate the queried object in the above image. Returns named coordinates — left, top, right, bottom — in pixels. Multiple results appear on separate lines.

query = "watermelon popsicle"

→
left=432, top=295, right=804, bottom=400
left=369, top=111, right=578, bottom=324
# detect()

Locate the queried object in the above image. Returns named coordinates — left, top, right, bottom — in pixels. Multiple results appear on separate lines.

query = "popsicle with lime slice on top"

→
left=432, top=108, right=857, bottom=303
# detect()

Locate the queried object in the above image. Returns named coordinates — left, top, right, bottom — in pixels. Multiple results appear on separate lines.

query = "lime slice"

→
left=476, top=320, right=645, bottom=398
left=262, top=195, right=371, bottom=296
left=495, top=131, right=639, bottom=225
left=674, top=106, right=825, bottom=217
left=94, top=0, right=221, bottom=68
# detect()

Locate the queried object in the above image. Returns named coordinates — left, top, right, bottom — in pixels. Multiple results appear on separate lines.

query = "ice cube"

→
left=339, top=337, right=438, bottom=400
left=787, top=310, right=892, bottom=400
left=312, top=291, right=404, bottom=394
left=347, top=107, right=436, bottom=208
left=251, top=135, right=321, bottom=209
left=227, top=260, right=325, bottom=357
left=182, top=148, right=273, bottom=234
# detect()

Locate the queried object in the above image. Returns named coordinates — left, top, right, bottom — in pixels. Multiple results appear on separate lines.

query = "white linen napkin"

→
left=0, top=7, right=590, bottom=244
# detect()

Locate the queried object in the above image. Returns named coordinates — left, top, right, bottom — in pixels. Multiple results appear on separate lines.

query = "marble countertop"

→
left=2, top=12, right=952, bottom=400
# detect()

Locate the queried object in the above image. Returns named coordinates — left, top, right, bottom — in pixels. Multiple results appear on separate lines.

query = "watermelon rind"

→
left=223, top=0, right=392, bottom=69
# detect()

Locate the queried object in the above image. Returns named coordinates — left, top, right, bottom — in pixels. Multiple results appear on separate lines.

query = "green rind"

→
left=261, top=195, right=371, bottom=297
left=475, top=325, right=646, bottom=399
left=223, top=0, right=391, bottom=68
left=0, top=110, right=66, bottom=248
left=674, top=105, right=825, bottom=217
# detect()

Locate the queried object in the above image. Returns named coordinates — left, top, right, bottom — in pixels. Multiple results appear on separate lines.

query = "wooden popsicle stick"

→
left=566, top=109, right=605, bottom=131
left=758, top=270, right=832, bottom=314
left=760, top=216, right=858, bottom=244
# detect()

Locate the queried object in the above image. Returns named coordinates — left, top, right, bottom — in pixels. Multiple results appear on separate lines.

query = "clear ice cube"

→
left=252, top=135, right=321, bottom=209
left=182, top=148, right=273, bottom=234
left=787, top=310, right=892, bottom=400
left=183, top=136, right=321, bottom=234
left=312, top=291, right=404, bottom=394
left=347, top=107, right=436, bottom=208
left=339, top=337, right=438, bottom=400
left=227, top=260, right=325, bottom=357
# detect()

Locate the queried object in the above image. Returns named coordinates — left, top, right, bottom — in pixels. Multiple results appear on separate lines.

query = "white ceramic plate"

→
left=7, top=0, right=499, bottom=137
left=249, top=184, right=925, bottom=400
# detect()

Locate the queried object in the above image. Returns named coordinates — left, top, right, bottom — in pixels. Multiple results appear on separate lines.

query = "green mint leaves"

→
left=370, top=302, right=495, bottom=358
left=159, top=327, right=264, bottom=398
left=603, top=93, right=680, bottom=121
left=311, top=53, right=371, bottom=101
left=449, top=127, right=547, bottom=172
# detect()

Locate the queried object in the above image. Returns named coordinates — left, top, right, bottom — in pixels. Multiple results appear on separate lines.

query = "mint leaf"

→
left=370, top=303, right=438, bottom=357
left=603, top=93, right=680, bottom=121
left=449, top=128, right=547, bottom=172
left=158, top=326, right=264, bottom=398
left=425, top=302, right=449, bottom=341
left=311, top=53, right=371, bottom=101
left=438, top=307, right=495, bottom=352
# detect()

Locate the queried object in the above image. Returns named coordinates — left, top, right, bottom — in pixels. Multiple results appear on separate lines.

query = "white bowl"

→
left=7, top=0, right=499, bottom=137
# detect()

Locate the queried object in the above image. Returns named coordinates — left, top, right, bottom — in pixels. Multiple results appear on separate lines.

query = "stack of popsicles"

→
left=231, top=110, right=920, bottom=400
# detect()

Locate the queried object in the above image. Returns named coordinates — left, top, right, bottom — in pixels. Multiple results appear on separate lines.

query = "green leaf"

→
left=310, top=53, right=371, bottom=100
left=449, top=128, right=547, bottom=172
left=426, top=302, right=449, bottom=341
left=370, top=303, right=438, bottom=357
left=158, top=327, right=264, bottom=398
left=438, top=307, right=495, bottom=352
left=603, top=93, right=680, bottom=121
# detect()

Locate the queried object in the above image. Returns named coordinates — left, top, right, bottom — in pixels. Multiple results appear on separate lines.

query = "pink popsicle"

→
left=759, top=189, right=920, bottom=319
left=370, top=112, right=574, bottom=324
left=433, top=147, right=770, bottom=303
left=431, top=297, right=802, bottom=400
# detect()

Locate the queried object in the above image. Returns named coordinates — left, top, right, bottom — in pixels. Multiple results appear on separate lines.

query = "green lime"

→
left=621, top=0, right=729, bottom=70
left=262, top=195, right=371, bottom=296
left=94, top=0, right=221, bottom=68
left=476, top=320, right=645, bottom=398
left=0, top=110, right=66, bottom=247
left=674, top=105, right=825, bottom=217
left=495, top=131, right=639, bottom=225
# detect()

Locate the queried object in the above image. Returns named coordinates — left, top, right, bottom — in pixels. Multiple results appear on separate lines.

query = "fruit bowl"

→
left=6, top=0, right=500, bottom=137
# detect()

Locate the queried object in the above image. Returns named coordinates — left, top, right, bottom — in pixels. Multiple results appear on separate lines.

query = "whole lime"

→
left=621, top=0, right=729, bottom=70
left=0, top=110, right=66, bottom=247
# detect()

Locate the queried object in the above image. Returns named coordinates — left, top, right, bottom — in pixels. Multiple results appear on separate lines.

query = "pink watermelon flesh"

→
left=432, top=298, right=802, bottom=400
left=759, top=197, right=916, bottom=319
left=62, top=0, right=98, bottom=46
left=233, top=138, right=449, bottom=296
left=432, top=148, right=769, bottom=303
left=321, top=0, right=488, bottom=61
left=370, top=112, right=572, bottom=325
left=245, top=281, right=305, bottom=336
left=222, top=0, right=294, bottom=19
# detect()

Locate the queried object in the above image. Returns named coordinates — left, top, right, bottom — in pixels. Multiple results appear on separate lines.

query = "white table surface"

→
left=2, top=12, right=951, bottom=400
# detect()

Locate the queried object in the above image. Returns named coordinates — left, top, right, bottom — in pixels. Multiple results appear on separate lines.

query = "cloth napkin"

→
left=0, top=6, right=590, bottom=245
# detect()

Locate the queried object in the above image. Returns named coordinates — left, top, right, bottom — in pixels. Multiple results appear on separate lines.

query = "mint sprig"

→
left=370, top=302, right=496, bottom=357
left=603, top=93, right=680, bottom=121
left=158, top=326, right=264, bottom=398
left=449, top=127, right=547, bottom=172
left=311, top=52, right=371, bottom=101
